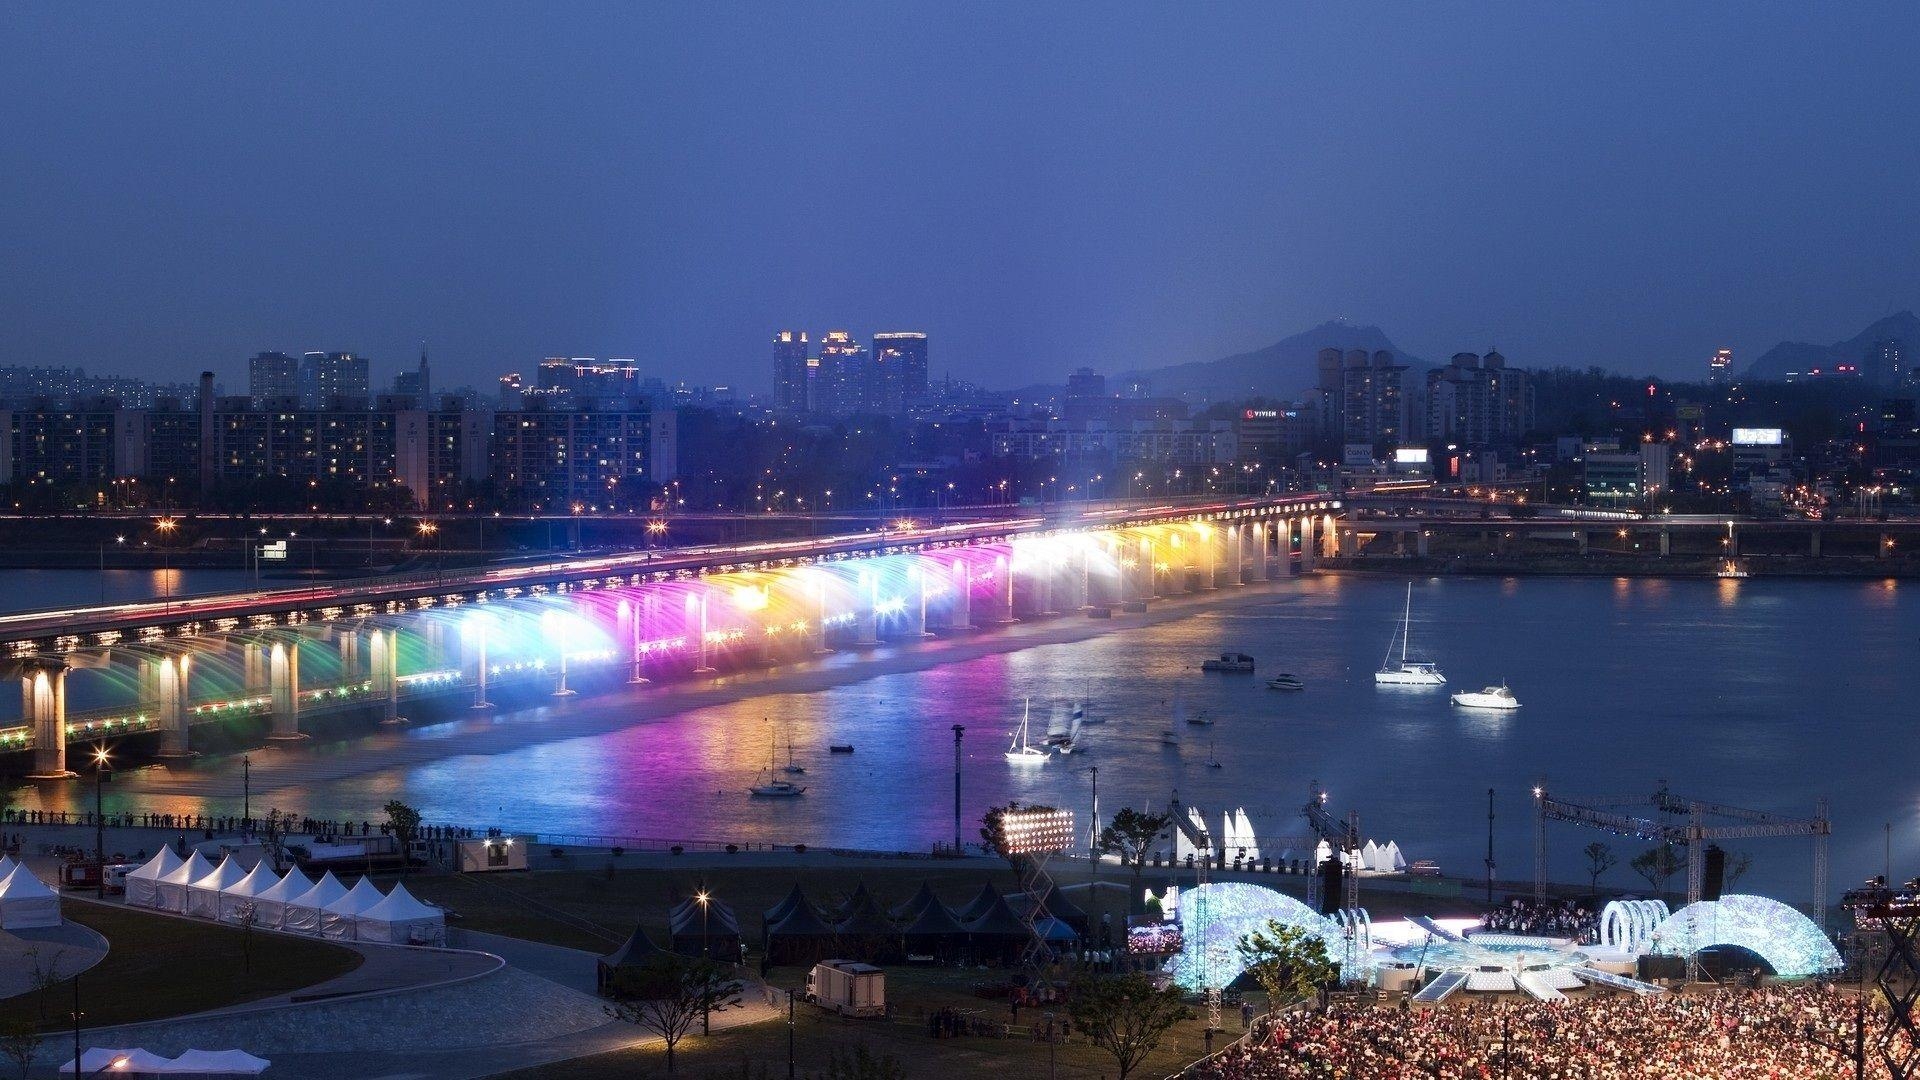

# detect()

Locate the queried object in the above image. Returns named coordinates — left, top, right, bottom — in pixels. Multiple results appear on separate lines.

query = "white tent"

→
left=186, top=855, right=246, bottom=920
left=59, top=1049, right=177, bottom=1075
left=282, top=871, right=347, bottom=935
left=355, top=882, right=446, bottom=946
left=0, top=865, right=61, bottom=930
left=251, top=867, right=312, bottom=930
left=218, top=860, right=280, bottom=924
left=167, top=1048, right=273, bottom=1075
left=0, top=853, right=15, bottom=879
left=124, top=847, right=183, bottom=909
left=1360, top=840, right=1384, bottom=872
left=154, top=850, right=214, bottom=913
left=320, top=876, right=385, bottom=940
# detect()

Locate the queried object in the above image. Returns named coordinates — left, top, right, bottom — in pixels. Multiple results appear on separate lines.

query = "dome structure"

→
left=1165, top=882, right=1354, bottom=991
left=1648, top=894, right=1840, bottom=978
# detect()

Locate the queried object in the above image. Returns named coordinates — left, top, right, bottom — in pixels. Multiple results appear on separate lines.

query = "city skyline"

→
left=5, top=6, right=1920, bottom=389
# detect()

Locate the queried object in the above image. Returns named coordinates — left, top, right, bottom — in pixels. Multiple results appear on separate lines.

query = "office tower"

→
left=815, top=331, right=867, bottom=415
left=869, top=332, right=928, bottom=412
left=247, top=352, right=300, bottom=406
left=773, top=330, right=810, bottom=411
left=1708, top=348, right=1733, bottom=384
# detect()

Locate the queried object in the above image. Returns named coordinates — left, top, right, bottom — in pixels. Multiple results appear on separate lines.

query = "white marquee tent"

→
left=60, top=1048, right=270, bottom=1076
left=355, top=882, right=446, bottom=946
left=282, top=871, right=347, bottom=935
left=186, top=855, right=246, bottom=920
left=250, top=867, right=313, bottom=930
left=0, top=864, right=61, bottom=929
left=320, top=877, right=386, bottom=940
left=124, top=847, right=183, bottom=909
left=0, top=853, right=15, bottom=878
left=218, top=860, right=280, bottom=924
left=154, top=851, right=214, bottom=914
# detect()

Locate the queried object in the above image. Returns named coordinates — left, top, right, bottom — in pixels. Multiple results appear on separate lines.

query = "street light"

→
left=154, top=518, right=178, bottom=601
left=91, top=745, right=111, bottom=899
left=696, top=889, right=713, bottom=1035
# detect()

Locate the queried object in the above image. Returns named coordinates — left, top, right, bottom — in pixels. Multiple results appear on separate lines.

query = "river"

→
left=1, top=568, right=1911, bottom=901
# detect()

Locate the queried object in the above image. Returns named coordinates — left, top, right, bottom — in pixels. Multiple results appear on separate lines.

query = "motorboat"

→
left=750, top=740, right=806, bottom=796
left=1201, top=653, right=1256, bottom=673
left=1375, top=583, right=1446, bottom=687
left=1450, top=683, right=1520, bottom=710
left=1006, top=698, right=1047, bottom=766
left=828, top=744, right=855, bottom=754
left=1266, top=674, right=1305, bottom=692
left=1160, top=730, right=1180, bottom=746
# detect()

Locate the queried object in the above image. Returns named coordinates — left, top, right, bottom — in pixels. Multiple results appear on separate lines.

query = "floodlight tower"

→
left=999, top=808, right=1075, bottom=971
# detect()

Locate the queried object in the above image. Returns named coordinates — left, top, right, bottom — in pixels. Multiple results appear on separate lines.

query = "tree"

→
left=604, top=957, right=743, bottom=1072
left=1098, top=807, right=1173, bottom=916
left=382, top=800, right=422, bottom=875
left=0, top=1017, right=42, bottom=1080
left=1236, top=920, right=1339, bottom=1012
left=1583, top=842, right=1617, bottom=893
left=979, top=802, right=1056, bottom=871
left=1630, top=845, right=1684, bottom=898
left=1067, top=973, right=1191, bottom=1080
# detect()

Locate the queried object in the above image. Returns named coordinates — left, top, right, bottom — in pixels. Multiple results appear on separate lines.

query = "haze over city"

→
left=5, top=4, right=1919, bottom=389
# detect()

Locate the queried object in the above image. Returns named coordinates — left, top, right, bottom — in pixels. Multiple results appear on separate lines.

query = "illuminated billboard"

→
left=1731, top=427, right=1784, bottom=446
left=1394, top=447, right=1429, bottom=464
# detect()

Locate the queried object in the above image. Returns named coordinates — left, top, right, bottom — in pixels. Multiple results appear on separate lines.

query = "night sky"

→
left=4, top=3, right=1917, bottom=390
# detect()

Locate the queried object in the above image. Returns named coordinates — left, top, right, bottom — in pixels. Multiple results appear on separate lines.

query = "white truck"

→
left=806, top=960, right=886, bottom=1018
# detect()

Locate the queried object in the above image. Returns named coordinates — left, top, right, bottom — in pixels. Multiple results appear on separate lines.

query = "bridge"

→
left=0, top=494, right=1342, bottom=778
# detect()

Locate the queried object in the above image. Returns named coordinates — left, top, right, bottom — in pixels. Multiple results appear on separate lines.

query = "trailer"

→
left=806, top=960, right=885, bottom=1018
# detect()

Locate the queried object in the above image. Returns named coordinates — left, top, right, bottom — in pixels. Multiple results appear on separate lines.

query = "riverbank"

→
left=1322, top=552, right=1920, bottom=578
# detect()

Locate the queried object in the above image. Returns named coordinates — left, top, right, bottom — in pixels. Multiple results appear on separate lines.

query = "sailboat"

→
left=1055, top=712, right=1087, bottom=755
left=1006, top=698, right=1047, bottom=766
left=1044, top=704, right=1073, bottom=748
left=750, top=739, right=806, bottom=797
left=1204, top=736, right=1222, bottom=769
left=781, top=724, right=805, bottom=775
left=1072, top=697, right=1102, bottom=725
left=1375, top=583, right=1446, bottom=687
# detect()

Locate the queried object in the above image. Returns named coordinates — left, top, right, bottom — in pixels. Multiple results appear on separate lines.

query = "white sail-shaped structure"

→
left=1233, top=809, right=1260, bottom=862
left=1174, top=805, right=1212, bottom=862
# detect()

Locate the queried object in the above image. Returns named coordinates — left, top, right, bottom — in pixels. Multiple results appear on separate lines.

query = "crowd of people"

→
left=0, top=807, right=477, bottom=840
left=1194, top=985, right=1896, bottom=1079
left=1478, top=897, right=1600, bottom=944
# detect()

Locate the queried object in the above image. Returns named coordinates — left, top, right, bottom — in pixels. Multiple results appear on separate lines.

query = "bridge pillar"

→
left=243, top=642, right=267, bottom=696
left=267, top=639, right=305, bottom=741
left=1197, top=526, right=1218, bottom=590
left=1321, top=515, right=1338, bottom=557
left=619, top=597, right=648, bottom=683
left=1660, top=529, right=1671, bottom=557
left=1301, top=518, right=1318, bottom=571
left=1577, top=530, right=1589, bottom=556
left=947, top=560, right=972, bottom=632
left=369, top=628, right=403, bottom=724
left=996, top=555, right=1018, bottom=622
left=468, top=622, right=494, bottom=710
left=908, top=567, right=933, bottom=638
left=338, top=630, right=360, bottom=683
left=1167, top=535, right=1189, bottom=594
left=853, top=572, right=881, bottom=647
left=808, top=575, right=832, bottom=653
left=695, top=591, right=723, bottom=669
left=1415, top=530, right=1430, bottom=558
left=1228, top=524, right=1245, bottom=586
left=1727, top=529, right=1739, bottom=558
left=1137, top=538, right=1158, bottom=598
left=154, top=654, right=192, bottom=758
left=1035, top=552, right=1058, bottom=615
left=1074, top=544, right=1096, bottom=611
left=424, top=619, right=448, bottom=669
left=1809, top=529, right=1821, bottom=558
left=1248, top=524, right=1268, bottom=582
left=23, top=661, right=73, bottom=779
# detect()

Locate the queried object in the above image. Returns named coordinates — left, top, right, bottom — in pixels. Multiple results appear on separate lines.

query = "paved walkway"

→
left=0, top=920, right=107, bottom=1001
left=29, top=920, right=781, bottom=1079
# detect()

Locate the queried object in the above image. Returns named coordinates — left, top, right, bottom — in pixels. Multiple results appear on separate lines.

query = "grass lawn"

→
left=499, top=964, right=1236, bottom=1080
left=0, top=900, right=364, bottom=1032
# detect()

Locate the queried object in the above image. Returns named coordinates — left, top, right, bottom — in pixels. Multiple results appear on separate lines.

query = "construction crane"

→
left=1532, top=780, right=1829, bottom=929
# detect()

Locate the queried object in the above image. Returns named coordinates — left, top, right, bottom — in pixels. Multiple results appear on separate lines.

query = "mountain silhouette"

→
left=1747, top=311, right=1919, bottom=381
left=1119, top=319, right=1430, bottom=400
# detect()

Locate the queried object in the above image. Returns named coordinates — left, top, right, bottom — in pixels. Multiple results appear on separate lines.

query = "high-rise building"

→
left=1341, top=349, right=1407, bottom=447
left=247, top=352, right=300, bottom=406
left=1867, top=339, right=1907, bottom=385
left=392, top=346, right=432, bottom=402
left=869, top=332, right=928, bottom=413
left=773, top=331, right=810, bottom=411
left=302, top=351, right=370, bottom=406
left=815, top=331, right=868, bottom=415
left=1316, top=347, right=1347, bottom=443
left=1708, top=348, right=1733, bottom=384
left=1426, top=350, right=1534, bottom=447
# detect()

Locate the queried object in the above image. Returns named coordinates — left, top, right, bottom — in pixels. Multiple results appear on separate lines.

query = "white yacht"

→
left=1375, top=583, right=1446, bottom=687
left=1450, top=683, right=1520, bottom=710
left=750, top=741, right=807, bottom=796
left=1267, top=674, right=1305, bottom=692
left=1006, top=698, right=1047, bottom=766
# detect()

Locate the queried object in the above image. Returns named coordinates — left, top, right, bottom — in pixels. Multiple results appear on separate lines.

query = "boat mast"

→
left=1401, top=583, right=1412, bottom=663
